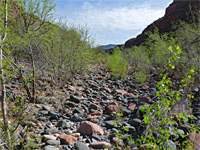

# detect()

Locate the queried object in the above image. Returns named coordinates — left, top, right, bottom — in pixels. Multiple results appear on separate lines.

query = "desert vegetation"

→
left=0, top=0, right=199, bottom=150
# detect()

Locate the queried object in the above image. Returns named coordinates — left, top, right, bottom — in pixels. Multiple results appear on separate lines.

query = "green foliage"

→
left=138, top=46, right=198, bottom=149
left=135, top=71, right=147, bottom=83
left=42, top=22, right=95, bottom=84
left=105, top=47, right=128, bottom=79
left=131, top=45, right=150, bottom=72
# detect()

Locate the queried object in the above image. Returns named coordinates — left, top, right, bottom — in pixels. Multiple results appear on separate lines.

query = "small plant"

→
left=105, top=47, right=128, bottom=79
left=112, top=111, right=135, bottom=150
left=135, top=71, right=147, bottom=83
left=138, top=46, right=198, bottom=149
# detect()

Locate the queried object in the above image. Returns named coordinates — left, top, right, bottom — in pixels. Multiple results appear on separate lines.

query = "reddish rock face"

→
left=125, top=1, right=200, bottom=48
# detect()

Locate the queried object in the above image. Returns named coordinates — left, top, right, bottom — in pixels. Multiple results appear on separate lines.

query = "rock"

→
left=58, top=134, right=77, bottom=145
left=138, top=96, right=152, bottom=103
left=70, top=95, right=81, bottom=103
left=57, top=120, right=74, bottom=129
left=77, top=121, right=104, bottom=136
left=44, top=145, right=59, bottom=150
left=43, top=105, right=51, bottom=111
left=105, top=105, right=124, bottom=114
left=45, top=128, right=59, bottom=134
left=128, top=103, right=136, bottom=111
left=91, top=111, right=103, bottom=116
left=163, top=140, right=176, bottom=150
left=74, top=141, right=90, bottom=150
left=124, top=1, right=200, bottom=48
left=90, top=142, right=111, bottom=149
left=46, top=140, right=60, bottom=145
left=112, top=137, right=124, bottom=147
left=114, top=89, right=128, bottom=96
left=128, top=118, right=142, bottom=127
left=89, top=104, right=103, bottom=110
left=65, top=102, right=76, bottom=107
left=71, top=133, right=80, bottom=138
left=188, top=132, right=200, bottom=149
left=86, top=116, right=98, bottom=120
left=121, top=108, right=131, bottom=116
left=43, top=135, right=57, bottom=140
left=71, top=113, right=83, bottom=122
left=104, top=120, right=116, bottom=129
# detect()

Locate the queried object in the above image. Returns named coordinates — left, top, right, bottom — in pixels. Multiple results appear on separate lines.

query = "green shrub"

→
left=135, top=71, right=147, bottom=83
left=105, top=47, right=128, bottom=78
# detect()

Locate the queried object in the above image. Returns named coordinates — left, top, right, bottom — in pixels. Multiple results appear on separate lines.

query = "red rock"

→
left=77, top=121, right=104, bottom=136
left=89, top=104, right=103, bottom=110
left=91, top=111, right=103, bottom=116
left=125, top=1, right=200, bottom=48
left=103, top=87, right=112, bottom=93
left=35, top=120, right=42, bottom=127
left=126, top=93, right=135, bottom=97
left=188, top=132, right=200, bottom=149
left=112, top=137, right=123, bottom=147
left=128, top=103, right=136, bottom=111
left=82, top=93, right=87, bottom=98
left=68, top=86, right=76, bottom=92
left=142, top=85, right=149, bottom=90
left=90, top=142, right=111, bottom=149
left=114, top=89, right=128, bottom=96
left=138, top=96, right=152, bottom=103
left=57, top=134, right=77, bottom=145
left=109, top=101, right=118, bottom=106
left=105, top=105, right=124, bottom=114
left=86, top=116, right=98, bottom=120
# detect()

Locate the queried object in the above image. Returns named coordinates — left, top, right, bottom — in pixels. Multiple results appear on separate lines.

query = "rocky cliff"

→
left=125, top=0, right=200, bottom=48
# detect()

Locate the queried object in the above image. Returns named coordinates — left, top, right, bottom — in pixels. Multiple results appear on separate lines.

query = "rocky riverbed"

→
left=3, top=64, right=200, bottom=150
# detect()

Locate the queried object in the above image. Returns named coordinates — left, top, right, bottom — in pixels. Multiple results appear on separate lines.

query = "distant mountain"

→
left=98, top=44, right=117, bottom=50
left=124, top=0, right=200, bottom=48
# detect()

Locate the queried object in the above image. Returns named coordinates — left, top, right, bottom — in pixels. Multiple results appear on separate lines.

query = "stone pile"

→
left=4, top=65, right=200, bottom=150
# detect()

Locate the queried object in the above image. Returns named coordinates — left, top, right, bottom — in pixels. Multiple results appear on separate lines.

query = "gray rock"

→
left=44, top=145, right=59, bottom=150
left=121, top=108, right=131, bottom=116
left=128, top=118, right=142, bottom=127
left=104, top=120, right=116, bottom=129
left=46, top=140, right=60, bottom=145
left=71, top=113, right=83, bottom=122
left=38, top=116, right=47, bottom=121
left=70, top=95, right=81, bottom=103
left=43, top=105, right=51, bottom=111
left=57, top=120, right=73, bottom=129
left=164, top=140, right=176, bottom=150
left=75, top=141, right=90, bottom=150
left=45, top=128, right=59, bottom=134
left=65, top=102, right=76, bottom=107
left=39, top=110, right=49, bottom=115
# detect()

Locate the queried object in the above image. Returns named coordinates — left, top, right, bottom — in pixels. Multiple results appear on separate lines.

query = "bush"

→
left=135, top=71, right=147, bottom=83
left=105, top=47, right=128, bottom=79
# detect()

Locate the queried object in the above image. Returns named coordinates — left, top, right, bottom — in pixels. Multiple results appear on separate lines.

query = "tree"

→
left=41, top=21, right=95, bottom=86
left=0, top=0, right=11, bottom=148
left=9, top=0, right=55, bottom=102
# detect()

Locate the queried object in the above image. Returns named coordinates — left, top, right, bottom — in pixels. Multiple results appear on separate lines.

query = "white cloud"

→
left=67, top=2, right=165, bottom=45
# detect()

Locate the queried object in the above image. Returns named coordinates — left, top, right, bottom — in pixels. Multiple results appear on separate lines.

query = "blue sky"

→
left=54, top=0, right=173, bottom=46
